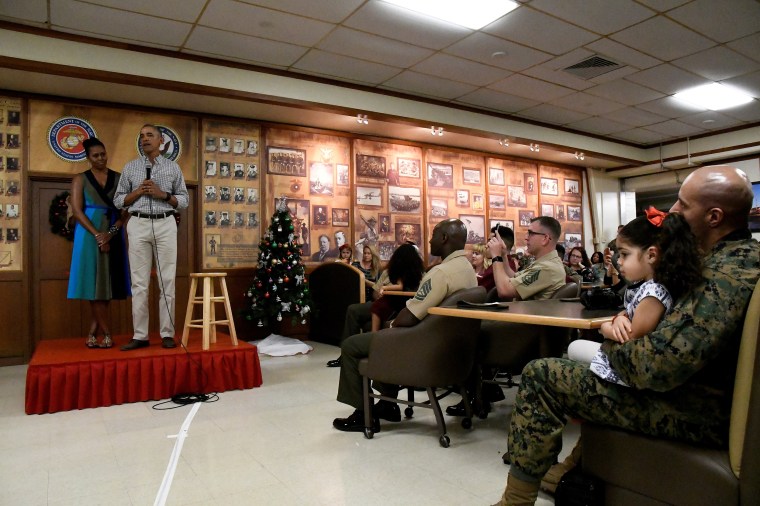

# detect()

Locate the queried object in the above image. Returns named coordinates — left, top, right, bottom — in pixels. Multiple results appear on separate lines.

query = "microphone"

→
left=145, top=158, right=152, bottom=180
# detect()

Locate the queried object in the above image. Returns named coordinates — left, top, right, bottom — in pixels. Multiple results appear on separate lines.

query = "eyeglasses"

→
left=526, top=230, right=548, bottom=238
left=570, top=254, right=583, bottom=258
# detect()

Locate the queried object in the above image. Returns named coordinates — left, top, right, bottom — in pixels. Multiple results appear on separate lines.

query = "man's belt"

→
left=130, top=211, right=175, bottom=219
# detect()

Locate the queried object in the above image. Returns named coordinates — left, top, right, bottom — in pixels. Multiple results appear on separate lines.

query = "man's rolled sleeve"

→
left=406, top=269, right=446, bottom=320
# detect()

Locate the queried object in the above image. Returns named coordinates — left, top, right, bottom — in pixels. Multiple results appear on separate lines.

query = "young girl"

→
left=370, top=243, right=424, bottom=332
left=471, top=243, right=495, bottom=291
left=569, top=207, right=702, bottom=385
left=336, top=244, right=353, bottom=264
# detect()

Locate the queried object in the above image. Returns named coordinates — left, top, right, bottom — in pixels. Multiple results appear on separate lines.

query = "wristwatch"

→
left=492, top=256, right=504, bottom=263
left=164, top=192, right=173, bottom=202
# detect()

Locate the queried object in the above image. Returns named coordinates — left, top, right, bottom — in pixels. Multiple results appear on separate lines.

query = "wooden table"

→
left=382, top=290, right=416, bottom=297
left=428, top=300, right=618, bottom=329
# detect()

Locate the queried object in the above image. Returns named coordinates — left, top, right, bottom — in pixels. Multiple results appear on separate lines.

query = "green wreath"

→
left=49, top=191, right=75, bottom=241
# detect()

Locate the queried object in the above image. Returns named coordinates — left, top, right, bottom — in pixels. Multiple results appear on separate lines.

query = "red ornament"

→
left=264, top=292, right=270, bottom=298
left=284, top=276, right=289, bottom=283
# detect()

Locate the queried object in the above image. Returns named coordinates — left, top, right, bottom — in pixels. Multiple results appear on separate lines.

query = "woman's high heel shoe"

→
left=86, top=334, right=98, bottom=348
left=100, top=334, right=113, bottom=349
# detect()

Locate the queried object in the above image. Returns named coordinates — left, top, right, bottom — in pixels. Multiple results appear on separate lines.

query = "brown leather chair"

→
left=358, top=286, right=487, bottom=447
left=308, top=262, right=365, bottom=345
left=581, top=279, right=760, bottom=505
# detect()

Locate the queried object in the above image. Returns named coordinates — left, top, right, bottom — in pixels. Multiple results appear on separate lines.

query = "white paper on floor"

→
left=253, top=333, right=313, bottom=356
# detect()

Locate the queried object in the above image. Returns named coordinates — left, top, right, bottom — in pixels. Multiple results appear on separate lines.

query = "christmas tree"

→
left=244, top=197, right=311, bottom=327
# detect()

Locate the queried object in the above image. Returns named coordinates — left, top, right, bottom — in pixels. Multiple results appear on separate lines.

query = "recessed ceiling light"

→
left=673, top=83, right=754, bottom=111
left=382, top=0, right=518, bottom=30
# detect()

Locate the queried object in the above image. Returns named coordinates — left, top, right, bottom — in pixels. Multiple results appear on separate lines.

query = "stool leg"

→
left=210, top=278, right=218, bottom=345
left=220, top=277, right=238, bottom=345
left=182, top=277, right=198, bottom=347
left=202, top=277, right=211, bottom=350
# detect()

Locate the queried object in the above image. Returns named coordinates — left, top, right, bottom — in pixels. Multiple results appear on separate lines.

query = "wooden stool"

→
left=182, top=273, right=238, bottom=350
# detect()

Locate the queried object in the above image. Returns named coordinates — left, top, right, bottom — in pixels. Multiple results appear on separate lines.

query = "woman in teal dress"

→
left=67, top=138, right=130, bottom=348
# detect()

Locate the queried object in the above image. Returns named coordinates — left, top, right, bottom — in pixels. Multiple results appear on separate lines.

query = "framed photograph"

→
left=246, top=163, right=258, bottom=179
left=489, top=194, right=506, bottom=209
left=310, top=162, right=334, bottom=196
left=463, top=167, right=481, bottom=185
left=6, top=180, right=18, bottom=196
left=431, top=198, right=448, bottom=218
left=541, top=177, right=558, bottom=196
left=489, top=167, right=505, bottom=186
left=233, top=212, right=245, bottom=227
left=397, top=158, right=420, bottom=178
left=567, top=205, right=582, bottom=221
left=507, top=185, right=527, bottom=207
left=750, top=182, right=760, bottom=232
left=378, top=241, right=395, bottom=261
left=246, top=140, right=259, bottom=156
left=7, top=110, right=20, bottom=125
left=333, top=208, right=349, bottom=227
left=356, top=186, right=382, bottom=207
left=388, top=186, right=421, bottom=213
left=313, top=205, right=329, bottom=226
left=459, top=215, right=486, bottom=244
left=233, top=163, right=245, bottom=178
left=456, top=189, right=470, bottom=207
left=268, top=146, right=306, bottom=176
left=541, top=203, right=554, bottom=217
left=395, top=223, right=422, bottom=246
left=284, top=199, right=311, bottom=255
left=219, top=211, right=231, bottom=227
left=204, top=160, right=217, bottom=177
left=233, top=139, right=245, bottom=154
left=6, top=134, right=20, bottom=149
left=427, top=162, right=453, bottom=188
left=472, top=193, right=484, bottom=211
left=6, top=228, right=18, bottom=242
left=204, top=185, right=217, bottom=201
left=204, top=137, right=217, bottom=152
left=5, top=204, right=19, bottom=218
left=247, top=212, right=259, bottom=228
left=233, top=187, right=245, bottom=202
left=379, top=214, right=391, bottom=233
left=556, top=204, right=565, bottom=221
left=219, top=186, right=231, bottom=202
left=565, top=233, right=582, bottom=247
left=525, top=173, right=536, bottom=193
left=206, top=234, right=220, bottom=255
left=219, top=162, right=231, bottom=178
left=490, top=219, right=514, bottom=232
left=356, top=154, right=386, bottom=178
left=565, top=178, right=580, bottom=195
left=6, top=157, right=19, bottom=171
left=219, top=137, right=231, bottom=153
left=246, top=188, right=258, bottom=204
left=205, top=210, right=217, bottom=226
left=336, top=164, right=349, bottom=186
left=519, top=210, right=535, bottom=227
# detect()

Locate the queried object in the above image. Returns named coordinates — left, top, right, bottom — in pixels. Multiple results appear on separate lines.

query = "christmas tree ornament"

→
left=257, top=320, right=263, bottom=327
left=277, top=313, right=283, bottom=322
left=264, top=292, right=270, bottom=298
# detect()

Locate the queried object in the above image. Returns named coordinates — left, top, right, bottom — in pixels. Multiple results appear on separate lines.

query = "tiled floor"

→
left=0, top=342, right=575, bottom=505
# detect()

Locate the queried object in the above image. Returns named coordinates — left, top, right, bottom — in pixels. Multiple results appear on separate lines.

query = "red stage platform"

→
left=25, top=332, right=263, bottom=415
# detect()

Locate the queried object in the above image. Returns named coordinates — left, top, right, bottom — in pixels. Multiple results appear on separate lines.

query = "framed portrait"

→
left=6, top=180, right=18, bottom=196
left=233, top=139, right=245, bottom=154
left=6, top=157, right=19, bottom=171
left=540, top=177, right=558, bottom=196
left=397, top=157, right=420, bottom=178
left=395, top=223, right=422, bottom=246
left=507, top=185, right=527, bottom=207
left=204, top=136, right=217, bottom=152
left=332, top=208, right=349, bottom=227
left=336, top=164, right=349, bottom=186
left=219, top=162, right=231, bottom=178
left=750, top=182, right=760, bottom=232
left=356, top=154, right=386, bottom=178
left=219, top=211, right=231, bottom=227
left=233, top=163, right=245, bottom=178
left=356, top=186, right=382, bottom=207
left=219, top=186, right=231, bottom=202
left=431, top=198, right=448, bottom=218
left=6, top=228, right=18, bottom=242
left=204, top=160, right=217, bottom=177
left=489, top=194, right=506, bottom=209
left=456, top=189, right=470, bottom=207
left=565, top=233, right=582, bottom=247
left=233, top=187, right=245, bottom=203
left=565, top=178, right=580, bottom=195
left=233, top=212, right=245, bottom=227
left=205, top=210, right=217, bottom=226
left=427, top=162, right=453, bottom=188
left=246, top=188, right=258, bottom=204
left=313, top=204, right=329, bottom=226
left=489, top=167, right=505, bottom=186
left=462, top=167, right=481, bottom=185
left=556, top=204, right=565, bottom=221
left=524, top=173, right=536, bottom=193
left=378, top=241, right=395, bottom=261
left=246, top=163, right=258, bottom=179
left=219, top=137, right=231, bottom=153
left=283, top=199, right=311, bottom=254
left=267, top=146, right=306, bottom=176
left=519, top=210, right=535, bottom=227
left=247, top=212, right=259, bottom=228
left=472, top=193, right=484, bottom=211
left=567, top=205, right=582, bottom=221
left=459, top=215, right=486, bottom=244
left=490, top=219, right=514, bottom=232
left=541, top=203, right=554, bottom=217
left=204, top=185, right=217, bottom=201
left=310, top=162, right=334, bottom=196
left=379, top=214, right=391, bottom=233
left=388, top=186, right=421, bottom=213
left=246, top=140, right=259, bottom=156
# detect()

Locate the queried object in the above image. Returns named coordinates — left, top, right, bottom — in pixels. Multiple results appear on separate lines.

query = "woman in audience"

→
left=336, top=244, right=353, bottom=264
left=471, top=243, right=495, bottom=291
left=567, top=246, right=596, bottom=283
left=369, top=242, right=425, bottom=331
left=590, top=250, right=605, bottom=282
left=352, top=244, right=382, bottom=300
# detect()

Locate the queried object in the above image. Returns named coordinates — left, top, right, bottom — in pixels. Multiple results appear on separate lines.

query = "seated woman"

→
left=471, top=243, right=495, bottom=291
left=336, top=244, right=353, bottom=264
left=351, top=244, right=382, bottom=300
left=370, top=242, right=424, bottom=332
left=590, top=250, right=605, bottom=282
left=568, top=246, right=596, bottom=283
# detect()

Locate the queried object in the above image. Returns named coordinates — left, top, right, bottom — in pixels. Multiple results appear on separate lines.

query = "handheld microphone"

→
left=145, top=158, right=152, bottom=180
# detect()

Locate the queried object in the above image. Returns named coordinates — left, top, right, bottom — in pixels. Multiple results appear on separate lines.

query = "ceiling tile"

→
left=610, top=16, right=715, bottom=61
left=489, top=74, right=575, bottom=102
left=522, top=65, right=595, bottom=91
left=668, top=0, right=760, bottom=43
left=723, top=70, right=760, bottom=99
left=455, top=89, right=540, bottom=113
left=530, top=0, right=655, bottom=35
left=604, top=106, right=669, bottom=127
left=673, top=46, right=760, bottom=81
left=200, top=0, right=334, bottom=47
left=88, top=0, right=206, bottom=23
left=381, top=71, right=477, bottom=100
left=636, top=96, right=705, bottom=118
left=412, top=54, right=509, bottom=87
left=549, top=92, right=627, bottom=115
left=625, top=64, right=710, bottom=95
left=344, top=1, right=471, bottom=50
left=317, top=27, right=433, bottom=68
left=236, top=0, right=365, bottom=23
left=719, top=99, right=760, bottom=122
left=292, top=50, right=401, bottom=85
left=610, top=128, right=666, bottom=144
left=585, top=80, right=665, bottom=106
left=184, top=26, right=308, bottom=66
left=634, top=0, right=690, bottom=12
left=516, top=104, right=591, bottom=125
left=445, top=33, right=553, bottom=72
left=484, top=7, right=599, bottom=55
left=0, top=0, right=54, bottom=23
left=644, top=119, right=706, bottom=137
left=677, top=111, right=744, bottom=130
left=566, top=116, right=632, bottom=135
left=584, top=38, right=662, bottom=70
left=728, top=33, right=760, bottom=64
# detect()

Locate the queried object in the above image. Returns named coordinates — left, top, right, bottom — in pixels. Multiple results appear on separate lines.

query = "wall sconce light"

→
left=430, top=126, right=444, bottom=136
left=499, top=138, right=509, bottom=147
left=529, top=143, right=540, bottom=152
left=575, top=152, right=585, bottom=160
left=356, top=114, right=368, bottom=125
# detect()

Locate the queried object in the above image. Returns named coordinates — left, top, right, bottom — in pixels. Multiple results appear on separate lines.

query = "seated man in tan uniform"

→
left=333, top=218, right=477, bottom=432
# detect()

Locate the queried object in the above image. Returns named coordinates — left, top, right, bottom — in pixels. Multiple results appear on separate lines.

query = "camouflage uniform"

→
left=508, top=230, right=760, bottom=482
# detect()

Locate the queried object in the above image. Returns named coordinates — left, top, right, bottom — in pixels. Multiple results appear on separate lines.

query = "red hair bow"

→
left=645, top=206, right=667, bottom=227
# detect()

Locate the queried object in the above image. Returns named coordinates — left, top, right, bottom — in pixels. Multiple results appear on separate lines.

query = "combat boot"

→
left=540, top=439, right=582, bottom=494
left=493, top=474, right=540, bottom=505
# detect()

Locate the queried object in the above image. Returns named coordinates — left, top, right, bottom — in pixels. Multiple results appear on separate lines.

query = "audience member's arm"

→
left=488, top=236, right=518, bottom=300
left=390, top=307, right=420, bottom=328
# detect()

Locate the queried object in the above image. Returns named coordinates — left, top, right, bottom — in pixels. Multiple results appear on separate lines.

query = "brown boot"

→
left=493, top=474, right=540, bottom=506
left=540, top=438, right=582, bottom=494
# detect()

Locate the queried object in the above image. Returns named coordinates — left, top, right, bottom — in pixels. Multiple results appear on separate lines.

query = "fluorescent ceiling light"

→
left=382, top=0, right=519, bottom=30
left=673, top=83, right=754, bottom=110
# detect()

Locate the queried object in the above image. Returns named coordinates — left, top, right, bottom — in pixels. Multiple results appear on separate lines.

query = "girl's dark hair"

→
left=82, top=137, right=105, bottom=157
left=618, top=212, right=702, bottom=301
left=569, top=247, right=591, bottom=268
left=387, top=243, right=424, bottom=291
left=590, top=251, right=603, bottom=264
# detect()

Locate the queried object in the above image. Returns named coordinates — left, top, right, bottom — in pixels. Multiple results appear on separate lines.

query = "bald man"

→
left=499, top=166, right=760, bottom=505
left=333, top=219, right=477, bottom=433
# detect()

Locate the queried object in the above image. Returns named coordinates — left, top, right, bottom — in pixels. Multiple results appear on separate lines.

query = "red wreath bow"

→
left=645, top=206, right=667, bottom=227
